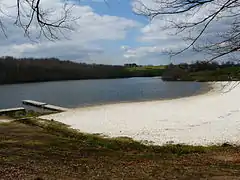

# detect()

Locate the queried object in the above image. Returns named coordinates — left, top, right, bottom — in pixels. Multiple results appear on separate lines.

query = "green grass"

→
left=5, top=110, right=54, bottom=119
left=126, top=65, right=166, bottom=77
left=17, top=118, right=218, bottom=155
left=126, top=66, right=166, bottom=71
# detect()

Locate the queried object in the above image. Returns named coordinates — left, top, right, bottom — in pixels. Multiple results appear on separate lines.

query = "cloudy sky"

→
left=0, top=0, right=228, bottom=65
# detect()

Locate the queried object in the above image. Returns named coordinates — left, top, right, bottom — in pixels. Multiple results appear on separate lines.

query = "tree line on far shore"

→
left=0, top=56, right=164, bottom=85
left=162, top=61, right=240, bottom=81
left=0, top=56, right=239, bottom=85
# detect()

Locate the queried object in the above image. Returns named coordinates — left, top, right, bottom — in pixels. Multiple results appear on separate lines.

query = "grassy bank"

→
left=0, top=118, right=239, bottom=179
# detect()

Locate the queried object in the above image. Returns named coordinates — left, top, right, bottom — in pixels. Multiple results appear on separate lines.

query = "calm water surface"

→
left=0, top=77, right=207, bottom=109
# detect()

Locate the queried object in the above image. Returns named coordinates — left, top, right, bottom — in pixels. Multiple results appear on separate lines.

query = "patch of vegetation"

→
left=17, top=118, right=149, bottom=151
left=184, top=67, right=240, bottom=82
left=4, top=110, right=51, bottom=119
left=162, top=61, right=240, bottom=81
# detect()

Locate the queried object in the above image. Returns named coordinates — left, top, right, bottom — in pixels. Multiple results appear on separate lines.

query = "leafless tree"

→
left=134, top=0, right=240, bottom=62
left=134, top=0, right=240, bottom=89
left=0, top=0, right=79, bottom=40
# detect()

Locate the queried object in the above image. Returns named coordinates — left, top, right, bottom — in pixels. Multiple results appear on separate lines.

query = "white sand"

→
left=42, top=82, right=240, bottom=146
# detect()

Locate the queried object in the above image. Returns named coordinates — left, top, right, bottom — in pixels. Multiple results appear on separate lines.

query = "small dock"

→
left=0, top=107, right=25, bottom=115
left=43, top=104, right=69, bottom=112
left=22, top=100, right=69, bottom=112
left=22, top=100, right=47, bottom=107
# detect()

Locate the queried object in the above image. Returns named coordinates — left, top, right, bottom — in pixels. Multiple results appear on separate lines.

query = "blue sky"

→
left=0, top=0, right=226, bottom=65
left=80, top=0, right=149, bottom=49
left=73, top=0, right=178, bottom=65
left=82, top=0, right=145, bottom=21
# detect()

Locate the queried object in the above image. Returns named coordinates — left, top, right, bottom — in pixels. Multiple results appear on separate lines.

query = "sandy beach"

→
left=42, top=82, right=240, bottom=146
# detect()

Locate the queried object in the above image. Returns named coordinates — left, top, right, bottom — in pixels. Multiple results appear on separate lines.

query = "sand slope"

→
left=42, top=82, right=240, bottom=146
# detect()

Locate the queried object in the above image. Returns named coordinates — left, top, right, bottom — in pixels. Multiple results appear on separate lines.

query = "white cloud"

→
left=129, top=0, right=240, bottom=64
left=123, top=46, right=163, bottom=58
left=0, top=0, right=140, bottom=64
left=1, top=0, right=237, bottom=65
left=121, top=45, right=169, bottom=64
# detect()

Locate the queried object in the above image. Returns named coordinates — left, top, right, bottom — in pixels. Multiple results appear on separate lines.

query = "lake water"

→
left=0, top=77, right=208, bottom=109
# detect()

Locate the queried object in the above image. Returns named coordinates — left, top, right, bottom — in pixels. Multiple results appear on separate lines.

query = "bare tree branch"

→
left=0, top=0, right=79, bottom=40
left=135, top=0, right=240, bottom=63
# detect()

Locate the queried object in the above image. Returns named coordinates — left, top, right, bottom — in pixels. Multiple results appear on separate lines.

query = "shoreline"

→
left=41, top=82, right=240, bottom=146
left=65, top=82, right=216, bottom=115
left=0, top=77, right=209, bottom=110
left=0, top=76, right=163, bottom=86
left=69, top=82, right=212, bottom=110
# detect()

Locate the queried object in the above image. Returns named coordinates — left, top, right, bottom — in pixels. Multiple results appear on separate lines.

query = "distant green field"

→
left=126, top=66, right=166, bottom=71
left=125, top=66, right=166, bottom=77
